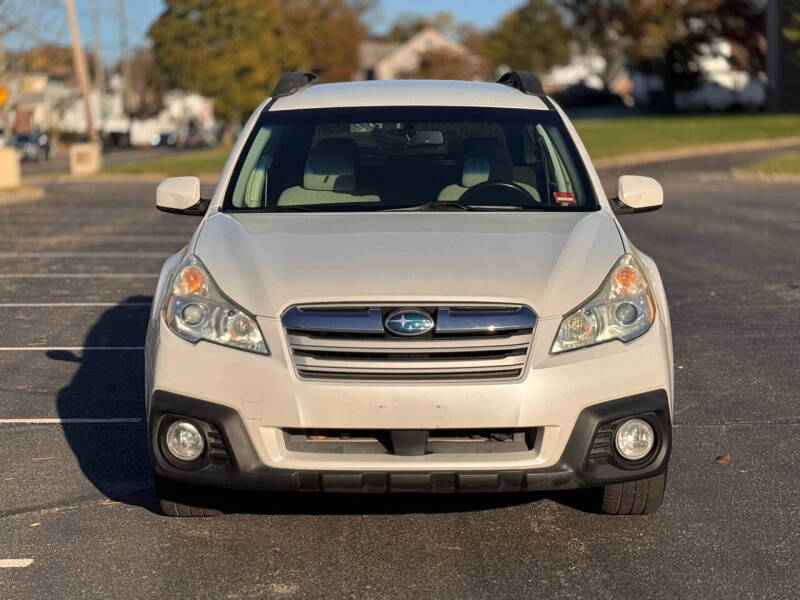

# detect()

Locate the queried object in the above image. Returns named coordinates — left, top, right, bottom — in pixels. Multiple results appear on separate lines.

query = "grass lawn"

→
left=104, top=146, right=231, bottom=176
left=736, top=152, right=800, bottom=176
left=574, top=113, right=800, bottom=158
left=103, top=113, right=800, bottom=176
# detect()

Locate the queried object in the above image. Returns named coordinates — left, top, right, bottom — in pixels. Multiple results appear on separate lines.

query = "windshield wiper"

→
left=385, top=201, right=523, bottom=212
left=252, top=201, right=538, bottom=213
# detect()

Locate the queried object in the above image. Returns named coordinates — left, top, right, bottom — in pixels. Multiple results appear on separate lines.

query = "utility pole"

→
left=0, top=34, right=9, bottom=137
left=65, top=0, right=98, bottom=143
left=90, top=0, right=105, bottom=121
left=117, top=0, right=132, bottom=115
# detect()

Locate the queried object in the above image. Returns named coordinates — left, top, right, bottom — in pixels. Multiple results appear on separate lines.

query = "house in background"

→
left=357, top=27, right=483, bottom=80
left=673, top=40, right=765, bottom=111
left=544, top=40, right=765, bottom=112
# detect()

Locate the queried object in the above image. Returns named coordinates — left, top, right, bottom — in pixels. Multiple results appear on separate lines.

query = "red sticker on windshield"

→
left=553, top=191, right=577, bottom=205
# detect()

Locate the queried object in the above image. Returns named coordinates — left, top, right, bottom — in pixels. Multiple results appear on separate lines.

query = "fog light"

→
left=165, top=420, right=205, bottom=461
left=614, top=418, right=655, bottom=461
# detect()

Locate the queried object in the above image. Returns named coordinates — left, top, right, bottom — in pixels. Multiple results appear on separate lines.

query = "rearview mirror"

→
left=612, top=175, right=663, bottom=215
left=156, top=176, right=208, bottom=215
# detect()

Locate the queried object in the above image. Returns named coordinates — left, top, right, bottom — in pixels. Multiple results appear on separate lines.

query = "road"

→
left=0, top=151, right=798, bottom=599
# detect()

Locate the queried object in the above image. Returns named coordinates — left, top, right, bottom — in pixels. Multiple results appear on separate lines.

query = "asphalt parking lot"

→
left=0, top=151, right=798, bottom=599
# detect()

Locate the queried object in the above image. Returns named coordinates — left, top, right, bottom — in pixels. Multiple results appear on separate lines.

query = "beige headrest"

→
left=303, top=138, right=357, bottom=191
left=461, top=138, right=514, bottom=188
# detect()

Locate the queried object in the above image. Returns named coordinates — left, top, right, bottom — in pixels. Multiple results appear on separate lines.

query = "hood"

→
left=194, top=210, right=624, bottom=318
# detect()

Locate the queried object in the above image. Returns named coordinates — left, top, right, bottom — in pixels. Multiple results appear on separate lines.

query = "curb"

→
left=0, top=185, right=46, bottom=206
left=592, top=136, right=800, bottom=169
left=730, top=169, right=800, bottom=183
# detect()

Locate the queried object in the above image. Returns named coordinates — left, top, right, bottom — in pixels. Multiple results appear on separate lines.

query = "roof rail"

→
left=271, top=71, right=320, bottom=99
left=497, top=70, right=545, bottom=96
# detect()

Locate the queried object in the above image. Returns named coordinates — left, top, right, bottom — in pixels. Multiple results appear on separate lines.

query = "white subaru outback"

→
left=146, top=71, right=673, bottom=517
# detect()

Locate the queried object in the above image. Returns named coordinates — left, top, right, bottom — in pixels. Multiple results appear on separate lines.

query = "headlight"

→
left=551, top=253, right=655, bottom=354
left=163, top=254, right=269, bottom=354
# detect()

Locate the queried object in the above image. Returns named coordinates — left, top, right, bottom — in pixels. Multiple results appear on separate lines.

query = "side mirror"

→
left=611, top=175, right=663, bottom=215
left=156, top=176, right=209, bottom=215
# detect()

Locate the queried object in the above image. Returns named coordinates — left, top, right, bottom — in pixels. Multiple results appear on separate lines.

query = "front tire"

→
left=601, top=471, right=666, bottom=515
left=154, top=475, right=224, bottom=517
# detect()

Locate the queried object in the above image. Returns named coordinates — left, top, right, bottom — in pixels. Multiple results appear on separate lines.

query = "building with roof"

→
left=356, top=27, right=484, bottom=81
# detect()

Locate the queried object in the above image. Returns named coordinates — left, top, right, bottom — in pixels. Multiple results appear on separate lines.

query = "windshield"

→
left=224, top=107, right=598, bottom=212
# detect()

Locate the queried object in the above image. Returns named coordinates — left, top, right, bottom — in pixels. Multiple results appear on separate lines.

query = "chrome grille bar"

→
left=436, top=306, right=536, bottom=333
left=282, top=303, right=536, bottom=382
left=282, top=307, right=384, bottom=333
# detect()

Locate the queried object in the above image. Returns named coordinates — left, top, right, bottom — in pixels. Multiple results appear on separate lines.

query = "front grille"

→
left=282, top=304, right=536, bottom=382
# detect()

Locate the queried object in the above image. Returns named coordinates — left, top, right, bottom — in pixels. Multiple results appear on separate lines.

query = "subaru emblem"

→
left=384, top=309, right=434, bottom=336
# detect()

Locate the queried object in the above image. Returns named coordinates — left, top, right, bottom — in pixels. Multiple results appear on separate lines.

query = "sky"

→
left=7, top=0, right=523, bottom=64
left=370, top=0, right=522, bottom=32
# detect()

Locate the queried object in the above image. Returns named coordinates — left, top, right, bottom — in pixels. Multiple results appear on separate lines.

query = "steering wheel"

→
left=458, top=180, right=535, bottom=206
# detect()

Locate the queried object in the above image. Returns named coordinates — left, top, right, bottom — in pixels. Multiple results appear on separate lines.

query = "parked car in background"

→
left=147, top=71, right=673, bottom=518
left=150, top=131, right=178, bottom=148
left=14, top=131, right=51, bottom=162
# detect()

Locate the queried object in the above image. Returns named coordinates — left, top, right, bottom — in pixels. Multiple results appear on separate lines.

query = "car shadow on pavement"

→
left=51, top=296, right=160, bottom=513
left=52, top=297, right=603, bottom=517
left=216, top=487, right=603, bottom=516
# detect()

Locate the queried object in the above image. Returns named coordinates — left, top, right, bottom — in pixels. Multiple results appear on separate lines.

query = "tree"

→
left=561, top=0, right=684, bottom=89
left=482, top=0, right=570, bottom=75
left=125, top=47, right=163, bottom=118
left=283, top=0, right=368, bottom=82
left=0, top=0, right=59, bottom=40
left=0, top=0, right=61, bottom=78
left=562, top=0, right=767, bottom=95
left=684, top=0, right=766, bottom=73
left=397, top=47, right=491, bottom=80
left=18, top=44, right=75, bottom=77
left=149, top=0, right=307, bottom=121
left=783, top=1, right=800, bottom=65
left=149, top=0, right=370, bottom=120
left=381, top=11, right=458, bottom=42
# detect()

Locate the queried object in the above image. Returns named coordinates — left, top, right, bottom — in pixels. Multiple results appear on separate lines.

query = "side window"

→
left=230, top=126, right=278, bottom=208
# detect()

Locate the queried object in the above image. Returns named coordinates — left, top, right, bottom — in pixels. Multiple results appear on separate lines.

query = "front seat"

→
left=437, top=138, right=540, bottom=202
left=278, top=138, right=380, bottom=206
left=242, top=153, right=269, bottom=207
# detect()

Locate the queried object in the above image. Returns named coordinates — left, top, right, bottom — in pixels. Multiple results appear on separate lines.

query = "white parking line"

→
left=0, top=252, right=168, bottom=258
left=0, top=559, right=34, bottom=568
left=0, top=302, right=152, bottom=307
left=0, top=273, right=158, bottom=278
left=0, top=347, right=144, bottom=351
left=0, top=419, right=142, bottom=424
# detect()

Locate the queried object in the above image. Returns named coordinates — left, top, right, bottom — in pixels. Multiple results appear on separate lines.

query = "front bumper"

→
left=147, top=307, right=673, bottom=468
left=149, top=389, right=671, bottom=493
